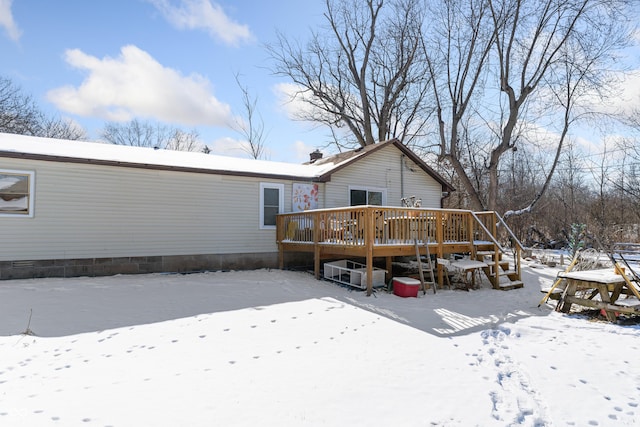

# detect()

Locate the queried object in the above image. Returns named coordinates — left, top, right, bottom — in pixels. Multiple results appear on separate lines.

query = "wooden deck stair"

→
left=475, top=245, right=524, bottom=290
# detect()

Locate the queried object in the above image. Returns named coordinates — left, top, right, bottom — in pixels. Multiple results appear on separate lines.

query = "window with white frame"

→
left=349, top=186, right=386, bottom=206
left=0, top=170, right=35, bottom=217
left=260, top=183, right=284, bottom=229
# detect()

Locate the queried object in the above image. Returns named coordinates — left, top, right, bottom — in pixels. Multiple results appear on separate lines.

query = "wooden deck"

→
left=277, top=207, right=524, bottom=295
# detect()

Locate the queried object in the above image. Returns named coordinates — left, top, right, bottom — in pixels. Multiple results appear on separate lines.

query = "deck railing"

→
left=277, top=206, right=523, bottom=294
left=278, top=206, right=489, bottom=247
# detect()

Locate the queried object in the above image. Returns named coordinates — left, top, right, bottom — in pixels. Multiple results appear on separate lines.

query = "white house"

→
left=0, top=133, right=453, bottom=279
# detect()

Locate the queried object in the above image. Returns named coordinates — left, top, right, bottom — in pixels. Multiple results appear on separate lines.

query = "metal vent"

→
left=12, top=260, right=34, bottom=268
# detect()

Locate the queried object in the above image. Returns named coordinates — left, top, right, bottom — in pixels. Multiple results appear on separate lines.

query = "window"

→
left=260, top=183, right=284, bottom=229
left=349, top=186, right=386, bottom=206
left=0, top=170, right=35, bottom=217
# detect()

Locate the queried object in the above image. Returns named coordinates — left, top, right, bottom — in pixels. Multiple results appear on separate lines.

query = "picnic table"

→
left=555, top=268, right=640, bottom=321
left=439, top=258, right=487, bottom=290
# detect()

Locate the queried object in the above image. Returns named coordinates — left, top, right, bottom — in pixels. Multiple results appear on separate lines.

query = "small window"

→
left=260, top=183, right=284, bottom=229
left=349, top=186, right=385, bottom=206
left=0, top=170, right=35, bottom=217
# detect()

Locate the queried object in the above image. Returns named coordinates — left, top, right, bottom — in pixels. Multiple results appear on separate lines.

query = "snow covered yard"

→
left=1, top=262, right=639, bottom=426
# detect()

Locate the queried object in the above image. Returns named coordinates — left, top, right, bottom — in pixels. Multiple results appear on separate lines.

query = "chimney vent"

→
left=309, top=149, right=323, bottom=162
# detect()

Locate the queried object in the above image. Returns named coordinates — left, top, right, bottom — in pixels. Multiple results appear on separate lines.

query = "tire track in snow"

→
left=476, top=326, right=549, bottom=426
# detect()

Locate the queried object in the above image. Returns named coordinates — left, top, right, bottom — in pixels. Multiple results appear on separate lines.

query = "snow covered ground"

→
left=1, top=259, right=639, bottom=426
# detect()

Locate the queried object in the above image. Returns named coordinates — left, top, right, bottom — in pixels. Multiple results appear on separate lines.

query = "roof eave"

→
left=0, top=151, right=322, bottom=182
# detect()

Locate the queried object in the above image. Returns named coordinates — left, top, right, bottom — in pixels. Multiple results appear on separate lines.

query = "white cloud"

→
left=0, top=0, right=21, bottom=42
left=606, top=69, right=640, bottom=116
left=147, top=0, right=253, bottom=46
left=291, top=140, right=316, bottom=163
left=47, top=45, right=235, bottom=127
left=207, top=136, right=269, bottom=159
left=273, top=82, right=321, bottom=121
left=273, top=82, right=301, bottom=118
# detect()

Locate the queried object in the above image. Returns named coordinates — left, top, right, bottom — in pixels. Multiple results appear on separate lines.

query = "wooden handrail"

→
left=278, top=206, right=484, bottom=246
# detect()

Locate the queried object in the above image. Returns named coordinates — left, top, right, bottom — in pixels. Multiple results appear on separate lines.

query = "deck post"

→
left=314, top=245, right=321, bottom=280
left=277, top=215, right=285, bottom=270
left=385, top=256, right=393, bottom=283
left=468, top=213, right=476, bottom=258
left=365, top=207, right=374, bottom=296
left=436, top=211, right=444, bottom=286
left=313, top=211, right=321, bottom=279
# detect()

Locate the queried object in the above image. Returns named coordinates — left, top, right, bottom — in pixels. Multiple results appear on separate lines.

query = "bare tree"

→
left=617, top=121, right=640, bottom=200
left=36, top=114, right=87, bottom=140
left=268, top=0, right=433, bottom=150
left=229, top=74, right=268, bottom=159
left=426, top=0, right=496, bottom=210
left=0, top=76, right=40, bottom=135
left=0, top=76, right=86, bottom=140
left=427, top=0, right=632, bottom=212
left=101, top=119, right=201, bottom=152
left=610, top=137, right=640, bottom=236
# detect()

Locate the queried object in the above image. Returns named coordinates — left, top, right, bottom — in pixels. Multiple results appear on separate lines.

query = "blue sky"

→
left=3, top=0, right=640, bottom=168
left=1, top=0, right=330, bottom=163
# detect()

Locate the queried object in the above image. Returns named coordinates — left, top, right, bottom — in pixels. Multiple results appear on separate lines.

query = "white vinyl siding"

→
left=325, top=145, right=443, bottom=208
left=0, top=143, right=444, bottom=262
left=0, top=158, right=291, bottom=261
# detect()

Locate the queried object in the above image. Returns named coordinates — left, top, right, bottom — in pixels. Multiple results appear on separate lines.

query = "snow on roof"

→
left=0, top=133, right=347, bottom=180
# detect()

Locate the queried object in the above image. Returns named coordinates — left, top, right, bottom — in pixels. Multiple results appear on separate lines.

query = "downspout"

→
left=400, top=154, right=405, bottom=200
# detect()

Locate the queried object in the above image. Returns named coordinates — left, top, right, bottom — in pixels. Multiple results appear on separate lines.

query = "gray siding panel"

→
left=325, top=145, right=443, bottom=208
left=1, top=143, right=443, bottom=265
left=1, top=158, right=288, bottom=261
